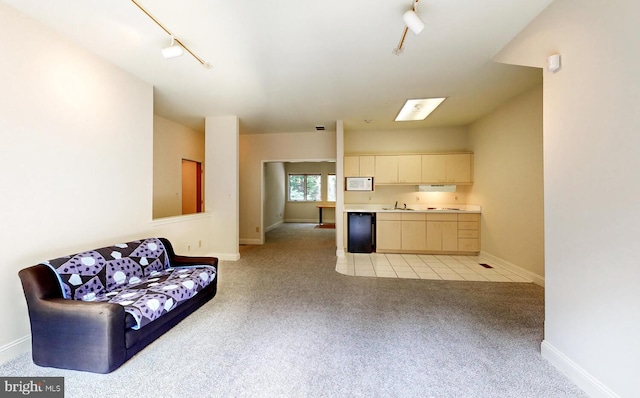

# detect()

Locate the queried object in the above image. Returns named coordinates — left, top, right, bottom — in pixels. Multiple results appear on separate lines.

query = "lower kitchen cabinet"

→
left=376, top=213, right=402, bottom=252
left=375, top=212, right=480, bottom=255
left=457, top=213, right=480, bottom=252
left=401, top=213, right=426, bottom=251
left=426, top=213, right=458, bottom=251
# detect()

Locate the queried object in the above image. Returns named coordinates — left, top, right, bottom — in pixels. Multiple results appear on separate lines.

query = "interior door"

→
left=182, top=159, right=202, bottom=215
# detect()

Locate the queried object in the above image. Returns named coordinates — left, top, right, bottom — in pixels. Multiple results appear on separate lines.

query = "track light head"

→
left=403, top=9, right=425, bottom=35
left=161, top=36, right=184, bottom=59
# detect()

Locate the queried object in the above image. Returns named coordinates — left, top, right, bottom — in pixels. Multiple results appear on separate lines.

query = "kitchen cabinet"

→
left=401, top=213, right=426, bottom=251
left=421, top=153, right=473, bottom=184
left=375, top=155, right=421, bottom=184
left=374, top=156, right=399, bottom=184
left=345, top=152, right=473, bottom=185
left=374, top=211, right=480, bottom=255
left=397, top=155, right=422, bottom=184
left=457, top=213, right=480, bottom=252
left=376, top=212, right=402, bottom=251
left=426, top=213, right=458, bottom=251
left=344, top=155, right=375, bottom=177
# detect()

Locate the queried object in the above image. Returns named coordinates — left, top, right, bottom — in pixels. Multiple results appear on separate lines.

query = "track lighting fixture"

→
left=393, top=0, right=425, bottom=55
left=131, top=0, right=211, bottom=68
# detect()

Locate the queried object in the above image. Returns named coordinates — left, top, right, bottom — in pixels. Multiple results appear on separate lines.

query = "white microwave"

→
left=345, top=177, right=374, bottom=191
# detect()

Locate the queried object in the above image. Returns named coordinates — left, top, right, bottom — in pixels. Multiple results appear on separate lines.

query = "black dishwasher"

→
left=348, top=212, right=375, bottom=253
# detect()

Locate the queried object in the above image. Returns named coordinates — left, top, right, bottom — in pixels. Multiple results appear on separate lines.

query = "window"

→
left=327, top=174, right=337, bottom=202
left=289, top=174, right=321, bottom=201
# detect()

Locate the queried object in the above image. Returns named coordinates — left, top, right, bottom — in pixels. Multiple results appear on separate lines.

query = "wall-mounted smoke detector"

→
left=315, top=125, right=326, bottom=131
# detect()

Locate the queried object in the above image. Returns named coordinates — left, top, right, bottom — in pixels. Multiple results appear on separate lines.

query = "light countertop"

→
left=343, top=204, right=481, bottom=213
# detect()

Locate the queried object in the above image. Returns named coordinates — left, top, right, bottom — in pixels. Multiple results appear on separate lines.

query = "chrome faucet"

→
left=394, top=201, right=398, bottom=209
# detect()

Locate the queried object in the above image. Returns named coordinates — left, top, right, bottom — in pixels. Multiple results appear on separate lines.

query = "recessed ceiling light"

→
left=395, top=97, right=447, bottom=121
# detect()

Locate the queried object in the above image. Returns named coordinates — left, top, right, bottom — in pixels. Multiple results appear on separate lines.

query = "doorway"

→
left=182, top=159, right=203, bottom=214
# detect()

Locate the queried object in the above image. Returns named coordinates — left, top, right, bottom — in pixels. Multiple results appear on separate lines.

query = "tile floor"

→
left=336, top=253, right=531, bottom=282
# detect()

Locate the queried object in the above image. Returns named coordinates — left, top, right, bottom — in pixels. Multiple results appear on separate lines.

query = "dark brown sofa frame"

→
left=18, top=238, right=218, bottom=373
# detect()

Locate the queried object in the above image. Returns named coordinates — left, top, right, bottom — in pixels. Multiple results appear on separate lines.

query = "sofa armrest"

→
left=19, top=265, right=127, bottom=373
left=171, top=255, right=218, bottom=268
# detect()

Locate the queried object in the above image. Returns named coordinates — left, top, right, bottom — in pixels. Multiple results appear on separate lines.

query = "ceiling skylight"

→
left=395, top=98, right=447, bottom=121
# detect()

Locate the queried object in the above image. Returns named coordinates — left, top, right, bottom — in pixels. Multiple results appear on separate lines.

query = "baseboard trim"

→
left=207, top=252, right=241, bottom=261
left=239, top=238, right=262, bottom=245
left=0, top=335, right=30, bottom=366
left=479, top=251, right=544, bottom=286
left=541, top=341, right=619, bottom=398
left=265, top=221, right=283, bottom=232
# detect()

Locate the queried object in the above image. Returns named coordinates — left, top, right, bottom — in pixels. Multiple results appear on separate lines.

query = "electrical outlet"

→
left=198, top=240, right=202, bottom=247
left=256, top=226, right=260, bottom=233
left=416, top=196, right=420, bottom=201
left=187, top=245, right=191, bottom=251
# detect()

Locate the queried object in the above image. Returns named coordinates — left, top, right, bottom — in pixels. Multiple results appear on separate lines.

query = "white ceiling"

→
left=3, top=0, right=552, bottom=134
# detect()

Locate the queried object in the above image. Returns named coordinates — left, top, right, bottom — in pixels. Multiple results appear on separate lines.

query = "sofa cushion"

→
left=43, top=238, right=170, bottom=300
left=98, top=266, right=216, bottom=329
left=41, top=238, right=216, bottom=329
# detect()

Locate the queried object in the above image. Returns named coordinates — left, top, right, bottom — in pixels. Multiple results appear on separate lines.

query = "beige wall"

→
left=345, top=126, right=470, bottom=154
left=153, top=115, right=205, bottom=219
left=284, top=162, right=336, bottom=223
left=264, top=162, right=286, bottom=230
left=239, top=131, right=336, bottom=244
left=496, top=0, right=640, bottom=396
left=0, top=2, right=230, bottom=363
left=468, top=85, right=544, bottom=280
left=0, top=3, right=154, bottom=362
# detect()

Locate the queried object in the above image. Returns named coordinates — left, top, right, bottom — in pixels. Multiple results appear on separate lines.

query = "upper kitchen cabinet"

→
left=421, top=153, right=473, bottom=184
left=375, top=155, right=421, bottom=184
left=397, top=155, right=422, bottom=184
left=344, top=155, right=375, bottom=177
left=374, top=156, right=399, bottom=183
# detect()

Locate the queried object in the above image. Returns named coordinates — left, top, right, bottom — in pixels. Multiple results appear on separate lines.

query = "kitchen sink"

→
left=382, top=207, right=414, bottom=211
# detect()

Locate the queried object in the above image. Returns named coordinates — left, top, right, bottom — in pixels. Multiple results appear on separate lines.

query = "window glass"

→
left=288, top=174, right=321, bottom=201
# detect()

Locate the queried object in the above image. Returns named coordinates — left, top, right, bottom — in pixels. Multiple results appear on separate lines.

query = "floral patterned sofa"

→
left=18, top=237, right=218, bottom=373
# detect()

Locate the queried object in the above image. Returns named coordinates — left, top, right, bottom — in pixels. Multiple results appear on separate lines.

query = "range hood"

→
left=418, top=184, right=456, bottom=192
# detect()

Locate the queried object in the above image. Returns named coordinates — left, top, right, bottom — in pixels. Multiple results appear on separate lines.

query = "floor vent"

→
left=479, top=263, right=493, bottom=269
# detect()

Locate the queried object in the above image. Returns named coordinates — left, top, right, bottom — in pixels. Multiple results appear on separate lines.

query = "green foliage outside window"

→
left=289, top=174, right=321, bottom=201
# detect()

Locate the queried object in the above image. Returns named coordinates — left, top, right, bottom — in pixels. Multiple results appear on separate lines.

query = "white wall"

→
left=239, top=131, right=336, bottom=244
left=0, top=2, right=153, bottom=361
left=153, top=115, right=205, bottom=219
left=0, top=3, right=226, bottom=363
left=205, top=116, right=240, bottom=260
left=264, top=162, right=285, bottom=231
left=496, top=0, right=640, bottom=396
left=468, top=86, right=544, bottom=283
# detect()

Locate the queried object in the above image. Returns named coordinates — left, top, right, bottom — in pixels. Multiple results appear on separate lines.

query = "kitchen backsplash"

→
left=344, top=184, right=469, bottom=206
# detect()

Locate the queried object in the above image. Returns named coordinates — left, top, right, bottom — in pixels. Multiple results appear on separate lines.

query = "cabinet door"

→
left=427, top=220, right=458, bottom=251
left=441, top=222, right=458, bottom=251
left=344, top=156, right=359, bottom=177
left=375, top=156, right=398, bottom=183
left=445, top=154, right=472, bottom=183
left=421, top=155, right=446, bottom=183
left=359, top=156, right=375, bottom=177
left=376, top=220, right=402, bottom=251
left=398, top=155, right=422, bottom=184
left=426, top=221, right=443, bottom=251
